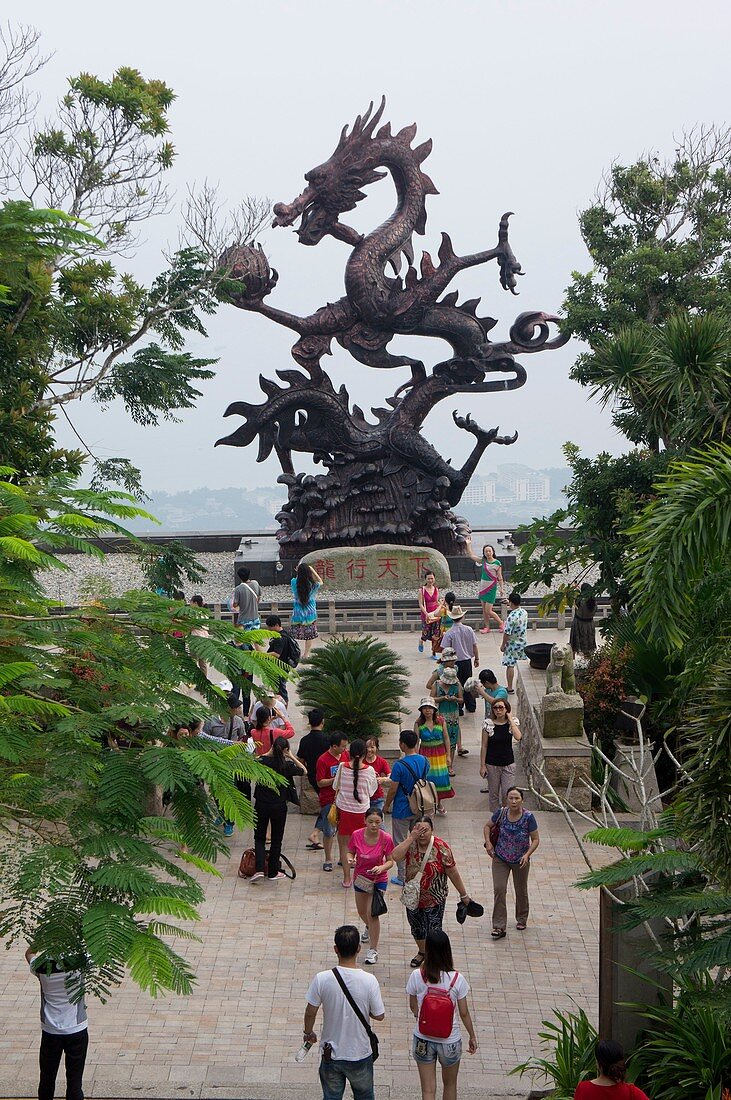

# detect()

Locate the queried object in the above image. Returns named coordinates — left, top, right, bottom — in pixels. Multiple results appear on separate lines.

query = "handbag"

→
left=327, top=802, right=339, bottom=828
left=488, top=807, right=507, bottom=849
left=331, top=968, right=379, bottom=1062
left=238, top=847, right=296, bottom=880
left=371, top=888, right=388, bottom=918
left=400, top=836, right=434, bottom=911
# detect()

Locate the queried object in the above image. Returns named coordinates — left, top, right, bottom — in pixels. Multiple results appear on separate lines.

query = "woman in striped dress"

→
left=414, top=698, right=453, bottom=815
left=434, top=667, right=462, bottom=774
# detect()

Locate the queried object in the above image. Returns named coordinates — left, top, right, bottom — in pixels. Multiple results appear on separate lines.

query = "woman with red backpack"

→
left=406, top=930, right=477, bottom=1099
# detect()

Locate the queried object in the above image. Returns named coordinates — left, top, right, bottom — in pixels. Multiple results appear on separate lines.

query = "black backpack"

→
left=281, top=630, right=301, bottom=668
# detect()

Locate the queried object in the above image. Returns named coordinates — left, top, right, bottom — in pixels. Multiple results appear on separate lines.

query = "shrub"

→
left=296, top=635, right=408, bottom=740
left=575, top=646, right=628, bottom=746
left=629, top=993, right=731, bottom=1099
left=510, top=1005, right=597, bottom=1098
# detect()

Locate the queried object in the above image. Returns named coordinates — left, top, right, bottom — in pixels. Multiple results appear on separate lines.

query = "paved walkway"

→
left=0, top=627, right=602, bottom=1100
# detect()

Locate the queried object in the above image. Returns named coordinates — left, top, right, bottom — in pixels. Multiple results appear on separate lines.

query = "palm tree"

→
left=580, top=311, right=731, bottom=452
left=296, top=635, right=409, bottom=740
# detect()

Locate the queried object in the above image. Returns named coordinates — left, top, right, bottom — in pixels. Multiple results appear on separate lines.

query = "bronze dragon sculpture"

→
left=218, top=99, right=568, bottom=556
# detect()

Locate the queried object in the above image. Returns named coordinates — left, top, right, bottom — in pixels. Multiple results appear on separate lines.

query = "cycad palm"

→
left=296, top=635, right=409, bottom=740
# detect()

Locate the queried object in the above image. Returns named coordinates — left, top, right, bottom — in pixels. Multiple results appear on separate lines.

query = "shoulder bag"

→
left=488, top=807, right=507, bottom=849
left=400, top=835, right=434, bottom=911
left=331, top=967, right=379, bottom=1061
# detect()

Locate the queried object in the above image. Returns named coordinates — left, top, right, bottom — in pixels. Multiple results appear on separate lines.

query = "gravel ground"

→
left=40, top=551, right=599, bottom=605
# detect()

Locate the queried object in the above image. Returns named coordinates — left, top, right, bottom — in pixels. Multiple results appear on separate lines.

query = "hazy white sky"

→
left=21, top=0, right=730, bottom=491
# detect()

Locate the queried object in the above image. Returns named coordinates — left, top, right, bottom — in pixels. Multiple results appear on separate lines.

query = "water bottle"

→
left=295, top=1039, right=314, bottom=1063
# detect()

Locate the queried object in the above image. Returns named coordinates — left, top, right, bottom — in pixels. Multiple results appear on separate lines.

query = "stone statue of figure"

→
left=545, top=643, right=576, bottom=695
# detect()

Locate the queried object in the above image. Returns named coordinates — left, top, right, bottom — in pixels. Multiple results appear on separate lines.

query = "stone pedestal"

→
left=541, top=691, right=585, bottom=738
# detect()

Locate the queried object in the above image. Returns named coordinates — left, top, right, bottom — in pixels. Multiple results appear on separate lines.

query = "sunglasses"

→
left=493, top=705, right=507, bottom=711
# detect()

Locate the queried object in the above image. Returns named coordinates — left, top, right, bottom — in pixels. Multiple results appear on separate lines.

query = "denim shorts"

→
left=316, top=804, right=337, bottom=839
left=412, top=1035, right=462, bottom=1066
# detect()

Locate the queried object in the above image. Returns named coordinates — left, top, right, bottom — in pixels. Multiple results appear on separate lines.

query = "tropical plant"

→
left=0, top=470, right=283, bottom=999
left=296, top=635, right=409, bottom=740
left=628, top=988, right=731, bottom=1100
left=510, top=1006, right=597, bottom=1098
left=625, top=443, right=731, bottom=651
left=138, top=540, right=207, bottom=596
left=574, top=647, right=628, bottom=746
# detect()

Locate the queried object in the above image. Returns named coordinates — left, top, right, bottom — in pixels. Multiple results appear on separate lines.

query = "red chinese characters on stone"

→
left=315, top=558, right=336, bottom=579
left=409, top=555, right=431, bottom=577
left=346, top=558, right=367, bottom=580
left=377, top=557, right=399, bottom=579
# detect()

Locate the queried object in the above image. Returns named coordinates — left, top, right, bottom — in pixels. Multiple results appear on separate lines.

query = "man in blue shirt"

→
left=383, top=730, right=429, bottom=885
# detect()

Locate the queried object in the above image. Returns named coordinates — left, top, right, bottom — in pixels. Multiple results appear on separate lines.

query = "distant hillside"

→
left=127, top=487, right=282, bottom=532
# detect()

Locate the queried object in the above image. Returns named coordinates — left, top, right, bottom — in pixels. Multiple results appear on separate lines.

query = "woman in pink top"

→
left=574, top=1040, right=650, bottom=1100
left=251, top=706, right=295, bottom=756
left=347, top=808, right=395, bottom=965
left=418, top=570, right=441, bottom=656
left=365, top=736, right=391, bottom=813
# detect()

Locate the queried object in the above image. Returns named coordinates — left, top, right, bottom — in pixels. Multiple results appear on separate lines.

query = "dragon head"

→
left=272, top=98, right=393, bottom=246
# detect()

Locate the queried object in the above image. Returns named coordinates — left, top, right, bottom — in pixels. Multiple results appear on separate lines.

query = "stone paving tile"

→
left=0, top=628, right=608, bottom=1099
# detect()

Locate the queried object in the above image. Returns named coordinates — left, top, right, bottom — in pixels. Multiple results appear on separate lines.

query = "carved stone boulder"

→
left=541, top=691, right=585, bottom=739
left=300, top=544, right=451, bottom=591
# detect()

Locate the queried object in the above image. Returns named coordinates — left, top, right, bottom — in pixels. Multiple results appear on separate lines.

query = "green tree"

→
left=0, top=37, right=268, bottom=489
left=0, top=470, right=283, bottom=998
left=138, top=539, right=207, bottom=597
left=563, top=126, right=731, bottom=345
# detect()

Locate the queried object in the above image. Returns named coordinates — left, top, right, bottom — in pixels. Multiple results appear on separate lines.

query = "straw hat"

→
left=439, top=667, right=459, bottom=685
left=439, top=647, right=457, bottom=662
left=418, top=696, right=438, bottom=712
left=449, top=604, right=466, bottom=620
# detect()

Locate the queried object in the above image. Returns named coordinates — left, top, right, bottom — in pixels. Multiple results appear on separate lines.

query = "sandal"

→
left=322, top=862, right=333, bottom=872
left=457, top=749, right=469, bottom=756
left=435, top=805, right=447, bottom=816
left=491, top=928, right=506, bottom=939
left=342, top=879, right=352, bottom=889
left=306, top=842, right=324, bottom=850
left=448, top=769, right=456, bottom=777
left=516, top=922, right=527, bottom=931
left=410, top=952, right=425, bottom=968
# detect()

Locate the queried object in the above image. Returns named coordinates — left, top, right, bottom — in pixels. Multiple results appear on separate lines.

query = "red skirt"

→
left=338, top=809, right=367, bottom=836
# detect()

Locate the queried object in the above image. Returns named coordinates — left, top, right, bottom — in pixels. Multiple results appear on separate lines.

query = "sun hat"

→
left=449, top=604, right=466, bottom=620
left=439, top=667, right=459, bottom=685
left=439, top=647, right=457, bottom=662
left=418, top=696, right=438, bottom=712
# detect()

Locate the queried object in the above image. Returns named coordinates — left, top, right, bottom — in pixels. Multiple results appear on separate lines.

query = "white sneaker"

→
left=250, top=872, right=264, bottom=882
left=364, top=949, right=378, bottom=965
left=361, top=927, right=370, bottom=943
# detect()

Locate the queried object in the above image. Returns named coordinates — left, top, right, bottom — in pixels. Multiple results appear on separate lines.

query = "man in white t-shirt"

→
left=26, top=948, right=89, bottom=1100
left=303, top=925, right=385, bottom=1100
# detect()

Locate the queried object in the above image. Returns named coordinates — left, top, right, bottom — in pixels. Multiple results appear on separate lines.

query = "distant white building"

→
left=462, top=478, right=496, bottom=505
left=515, top=474, right=550, bottom=502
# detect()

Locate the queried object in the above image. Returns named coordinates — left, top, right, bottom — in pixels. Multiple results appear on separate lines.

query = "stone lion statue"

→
left=545, top=643, right=576, bottom=695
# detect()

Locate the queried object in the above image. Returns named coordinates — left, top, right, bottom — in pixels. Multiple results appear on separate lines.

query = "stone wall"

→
left=516, top=664, right=592, bottom=812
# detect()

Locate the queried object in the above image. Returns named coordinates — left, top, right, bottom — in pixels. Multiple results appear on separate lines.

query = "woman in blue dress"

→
left=290, top=562, right=323, bottom=657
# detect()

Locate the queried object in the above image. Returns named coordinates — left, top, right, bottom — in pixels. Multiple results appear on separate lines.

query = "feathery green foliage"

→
left=0, top=474, right=282, bottom=999
left=296, top=635, right=408, bottom=740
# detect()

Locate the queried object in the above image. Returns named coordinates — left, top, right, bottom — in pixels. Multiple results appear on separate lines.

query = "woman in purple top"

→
left=483, top=786, right=540, bottom=939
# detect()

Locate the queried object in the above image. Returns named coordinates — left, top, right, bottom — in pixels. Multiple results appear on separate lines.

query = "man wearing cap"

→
left=441, top=606, right=479, bottom=716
